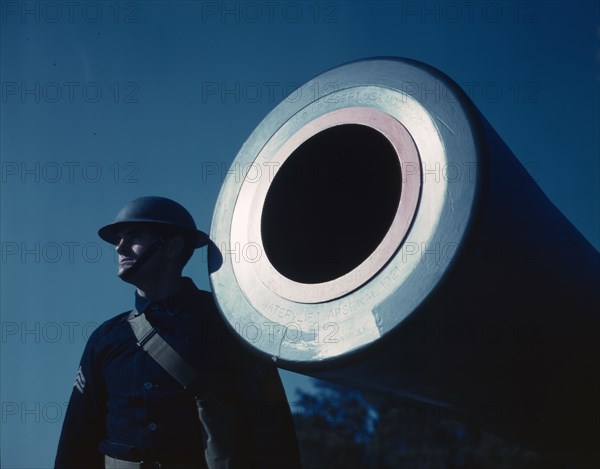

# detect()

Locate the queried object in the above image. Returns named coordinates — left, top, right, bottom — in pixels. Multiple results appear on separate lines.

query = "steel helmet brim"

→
left=98, top=221, right=209, bottom=248
left=98, top=196, right=210, bottom=248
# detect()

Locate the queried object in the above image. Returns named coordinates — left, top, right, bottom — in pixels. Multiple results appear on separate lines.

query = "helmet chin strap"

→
left=118, top=238, right=166, bottom=281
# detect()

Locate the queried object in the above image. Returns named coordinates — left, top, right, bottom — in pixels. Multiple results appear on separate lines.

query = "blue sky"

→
left=1, top=1, right=598, bottom=467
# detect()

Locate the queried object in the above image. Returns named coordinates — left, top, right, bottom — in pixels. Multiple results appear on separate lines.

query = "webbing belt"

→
left=105, top=454, right=199, bottom=468
left=127, top=310, right=198, bottom=390
left=126, top=310, right=236, bottom=469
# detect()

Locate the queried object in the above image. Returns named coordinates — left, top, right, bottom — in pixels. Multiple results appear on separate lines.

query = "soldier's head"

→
left=98, top=196, right=208, bottom=283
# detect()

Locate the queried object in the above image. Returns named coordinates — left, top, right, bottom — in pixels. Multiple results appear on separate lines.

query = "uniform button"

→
left=144, top=381, right=153, bottom=390
left=148, top=422, right=158, bottom=431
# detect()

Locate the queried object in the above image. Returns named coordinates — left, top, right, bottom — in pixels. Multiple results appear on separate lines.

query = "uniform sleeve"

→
left=55, top=328, right=106, bottom=469
left=195, top=321, right=301, bottom=469
left=196, top=294, right=301, bottom=468
left=238, top=353, right=302, bottom=469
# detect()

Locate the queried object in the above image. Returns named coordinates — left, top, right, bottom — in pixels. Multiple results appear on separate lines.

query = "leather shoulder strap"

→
left=127, top=310, right=199, bottom=390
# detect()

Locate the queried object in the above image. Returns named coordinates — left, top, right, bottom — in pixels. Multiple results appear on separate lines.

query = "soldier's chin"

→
left=118, top=263, right=137, bottom=281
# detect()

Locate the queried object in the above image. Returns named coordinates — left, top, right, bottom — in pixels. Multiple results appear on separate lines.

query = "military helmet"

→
left=98, top=196, right=209, bottom=248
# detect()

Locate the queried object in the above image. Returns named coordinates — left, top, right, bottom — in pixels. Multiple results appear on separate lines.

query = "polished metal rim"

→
left=231, top=106, right=421, bottom=304
left=210, top=58, right=479, bottom=364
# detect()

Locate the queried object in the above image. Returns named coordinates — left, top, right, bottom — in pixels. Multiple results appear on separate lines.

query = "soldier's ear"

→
left=165, top=235, right=185, bottom=260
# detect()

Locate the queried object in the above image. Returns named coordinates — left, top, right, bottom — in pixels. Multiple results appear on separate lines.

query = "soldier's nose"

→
left=116, top=238, right=128, bottom=255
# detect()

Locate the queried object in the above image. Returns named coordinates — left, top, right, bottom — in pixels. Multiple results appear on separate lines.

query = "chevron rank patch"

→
left=74, top=366, right=86, bottom=394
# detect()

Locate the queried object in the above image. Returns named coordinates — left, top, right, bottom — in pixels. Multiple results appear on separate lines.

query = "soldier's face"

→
left=115, top=228, right=163, bottom=278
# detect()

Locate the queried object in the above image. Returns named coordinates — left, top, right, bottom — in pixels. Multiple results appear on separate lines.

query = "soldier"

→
left=55, top=196, right=301, bottom=469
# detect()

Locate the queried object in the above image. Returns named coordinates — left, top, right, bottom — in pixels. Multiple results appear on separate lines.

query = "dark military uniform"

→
left=55, top=277, right=300, bottom=468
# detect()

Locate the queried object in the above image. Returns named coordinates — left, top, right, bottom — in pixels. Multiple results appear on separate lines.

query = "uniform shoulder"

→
left=195, top=288, right=218, bottom=306
left=102, top=310, right=132, bottom=328
left=86, top=310, right=132, bottom=342
left=184, top=283, right=219, bottom=311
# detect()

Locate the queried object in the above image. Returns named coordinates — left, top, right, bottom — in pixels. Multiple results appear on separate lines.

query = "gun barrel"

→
left=209, top=58, right=600, bottom=464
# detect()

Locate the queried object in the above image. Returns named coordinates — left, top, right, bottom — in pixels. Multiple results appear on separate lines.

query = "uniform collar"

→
left=134, top=277, right=197, bottom=316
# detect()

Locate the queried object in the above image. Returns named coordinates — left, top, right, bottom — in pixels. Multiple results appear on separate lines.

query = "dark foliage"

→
left=293, top=380, right=561, bottom=469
